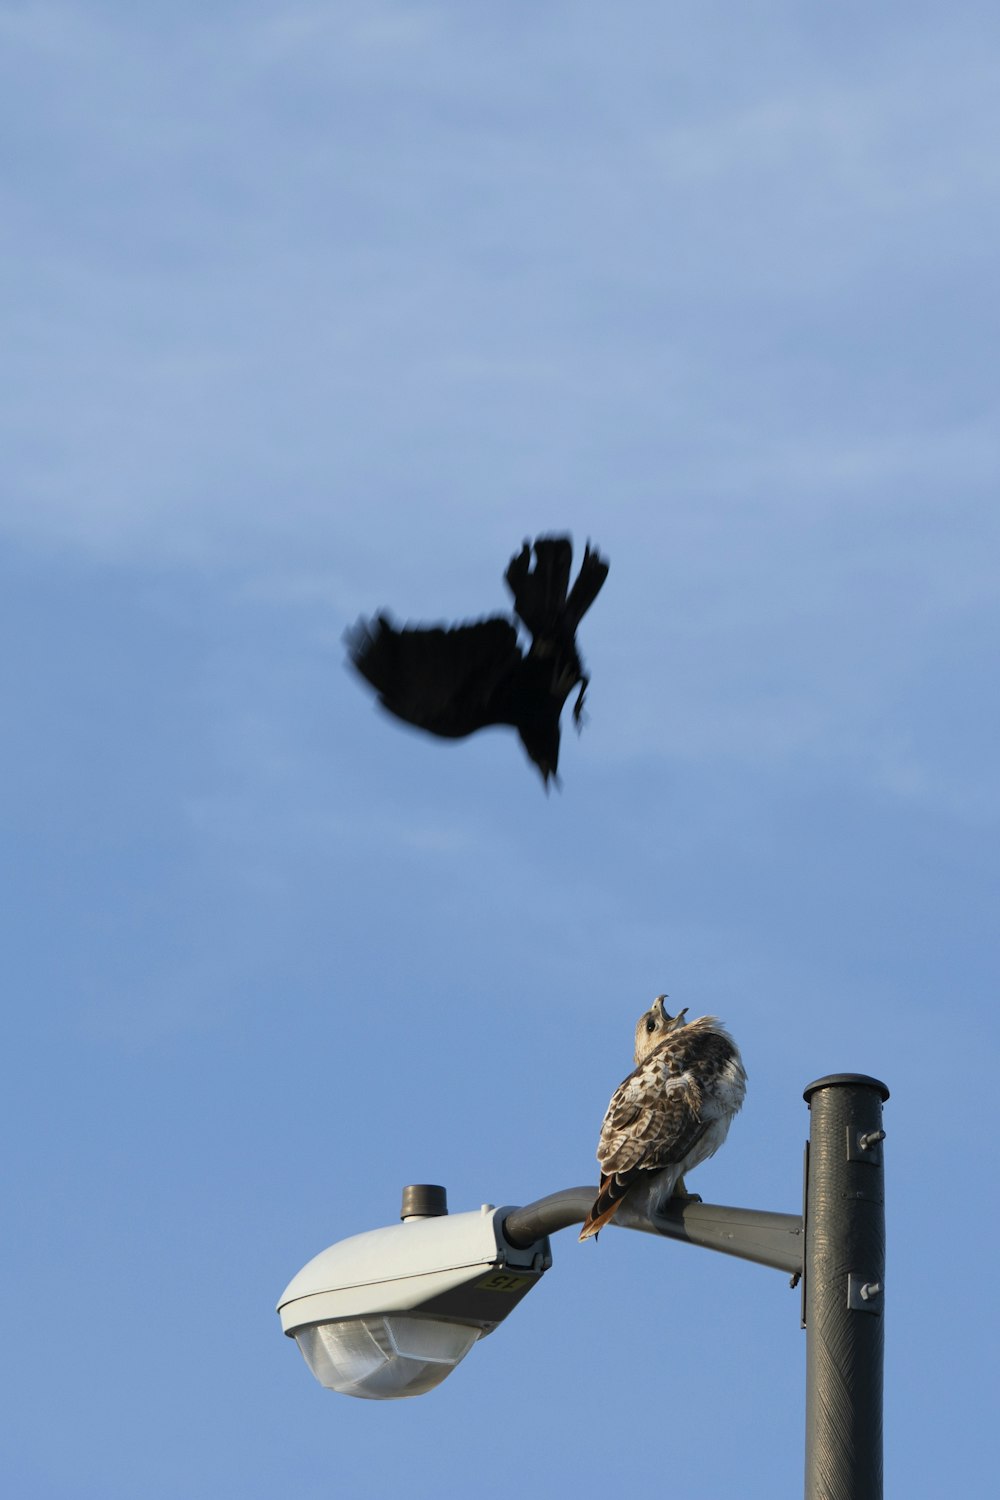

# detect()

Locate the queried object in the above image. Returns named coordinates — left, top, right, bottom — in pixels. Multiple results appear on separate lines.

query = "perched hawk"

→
left=579, top=998, right=747, bottom=1241
left=344, top=535, right=609, bottom=786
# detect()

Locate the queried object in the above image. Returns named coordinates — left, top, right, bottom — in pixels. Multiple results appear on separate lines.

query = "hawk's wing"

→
left=579, top=1045, right=712, bottom=1239
left=596, top=1052, right=710, bottom=1181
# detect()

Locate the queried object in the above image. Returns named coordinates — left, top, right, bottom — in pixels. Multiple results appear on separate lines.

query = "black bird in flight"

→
left=344, top=535, right=609, bottom=786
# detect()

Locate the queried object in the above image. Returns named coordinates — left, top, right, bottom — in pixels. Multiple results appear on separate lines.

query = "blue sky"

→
left=3, top=2, right=999, bottom=1495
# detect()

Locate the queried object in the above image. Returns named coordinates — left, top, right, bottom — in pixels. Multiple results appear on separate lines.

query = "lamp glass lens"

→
left=295, top=1316, right=480, bottom=1399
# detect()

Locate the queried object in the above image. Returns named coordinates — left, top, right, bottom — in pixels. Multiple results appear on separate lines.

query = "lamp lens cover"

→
left=295, top=1315, right=481, bottom=1399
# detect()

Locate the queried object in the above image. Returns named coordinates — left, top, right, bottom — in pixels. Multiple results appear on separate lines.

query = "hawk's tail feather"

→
left=578, top=1176, right=628, bottom=1242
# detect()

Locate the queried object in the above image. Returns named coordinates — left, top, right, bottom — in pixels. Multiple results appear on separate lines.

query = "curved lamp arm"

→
left=503, top=1186, right=803, bottom=1276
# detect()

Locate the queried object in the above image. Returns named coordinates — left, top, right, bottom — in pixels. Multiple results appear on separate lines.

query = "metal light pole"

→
left=803, top=1074, right=889, bottom=1500
left=504, top=1071, right=889, bottom=1500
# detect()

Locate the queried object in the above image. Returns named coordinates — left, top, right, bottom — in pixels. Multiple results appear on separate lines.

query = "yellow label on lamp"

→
left=476, top=1271, right=533, bottom=1293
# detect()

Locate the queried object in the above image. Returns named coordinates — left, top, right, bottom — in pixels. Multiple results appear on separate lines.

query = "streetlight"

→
left=277, top=1184, right=552, bottom=1399
left=278, top=1074, right=888, bottom=1500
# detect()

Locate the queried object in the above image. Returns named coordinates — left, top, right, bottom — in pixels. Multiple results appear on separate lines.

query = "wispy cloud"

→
left=4, top=3, right=999, bottom=572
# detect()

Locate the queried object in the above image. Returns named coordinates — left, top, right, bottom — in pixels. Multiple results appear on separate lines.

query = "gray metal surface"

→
left=803, top=1075, right=888, bottom=1500
left=501, top=1188, right=593, bottom=1245
left=400, top=1184, right=448, bottom=1219
left=503, top=1187, right=802, bottom=1274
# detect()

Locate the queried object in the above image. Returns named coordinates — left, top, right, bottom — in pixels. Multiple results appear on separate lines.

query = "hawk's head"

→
left=633, top=995, right=689, bottom=1063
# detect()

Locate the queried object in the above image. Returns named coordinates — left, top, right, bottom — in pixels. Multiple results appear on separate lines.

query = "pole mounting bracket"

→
left=847, top=1272, right=884, bottom=1313
left=847, top=1125, right=886, bottom=1164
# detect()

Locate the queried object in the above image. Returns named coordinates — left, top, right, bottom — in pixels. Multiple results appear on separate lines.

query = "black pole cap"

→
left=400, top=1184, right=448, bottom=1220
left=803, top=1073, right=890, bottom=1103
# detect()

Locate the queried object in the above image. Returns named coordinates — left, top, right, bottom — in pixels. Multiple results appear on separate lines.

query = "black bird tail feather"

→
left=505, top=536, right=609, bottom=642
left=504, top=537, right=573, bottom=639
left=564, top=542, right=610, bottom=633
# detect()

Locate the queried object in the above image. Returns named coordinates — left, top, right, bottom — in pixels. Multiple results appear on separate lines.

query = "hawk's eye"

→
left=645, top=1017, right=657, bottom=1033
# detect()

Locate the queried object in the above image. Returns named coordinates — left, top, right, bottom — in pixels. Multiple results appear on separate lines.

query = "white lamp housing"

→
left=277, top=1199, right=551, bottom=1400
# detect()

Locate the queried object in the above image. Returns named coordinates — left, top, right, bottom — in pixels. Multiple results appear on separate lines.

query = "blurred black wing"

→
left=344, top=613, right=523, bottom=738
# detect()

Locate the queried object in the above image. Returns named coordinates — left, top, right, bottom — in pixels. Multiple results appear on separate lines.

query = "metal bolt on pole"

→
left=803, top=1074, right=889, bottom=1500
